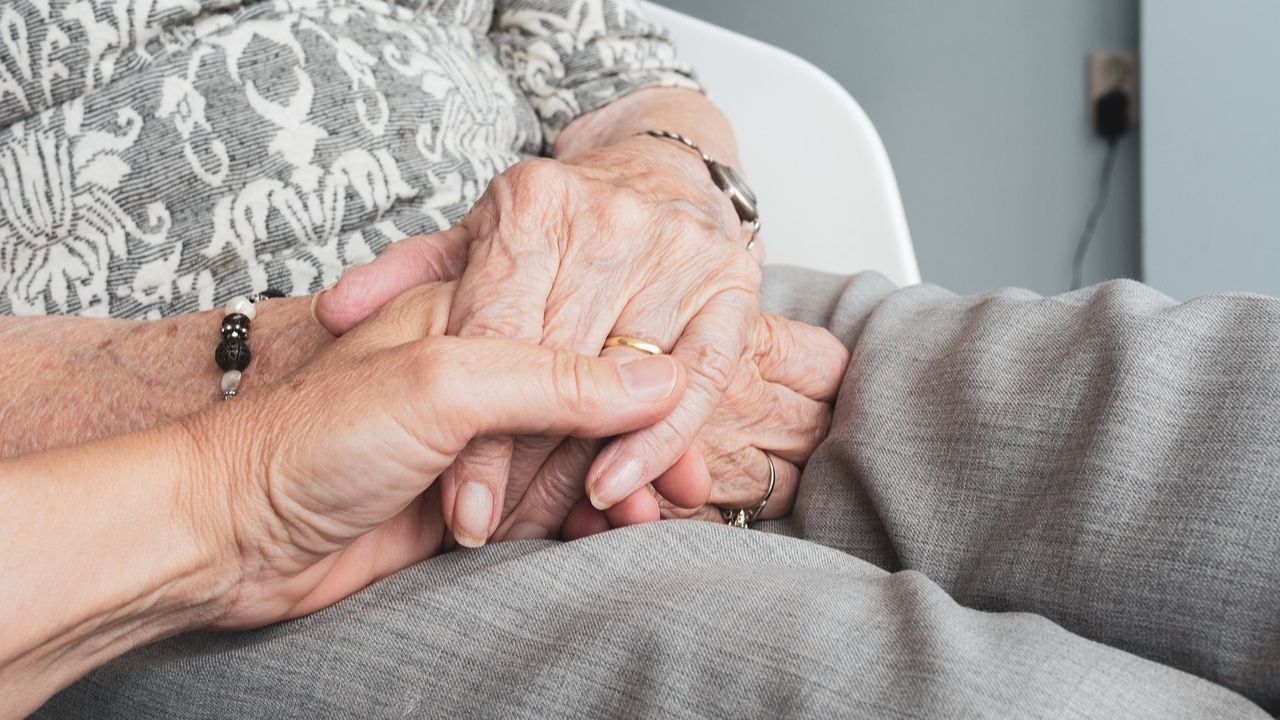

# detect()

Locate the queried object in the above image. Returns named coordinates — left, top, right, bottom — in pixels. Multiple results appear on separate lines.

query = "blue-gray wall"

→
left=1142, top=0, right=1280, bottom=299
left=659, top=0, right=1140, bottom=295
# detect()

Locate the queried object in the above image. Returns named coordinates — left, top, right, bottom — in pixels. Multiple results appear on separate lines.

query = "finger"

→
left=415, top=343, right=686, bottom=542
left=316, top=226, right=471, bottom=335
left=449, top=220, right=558, bottom=344
left=650, top=444, right=711, bottom=510
left=493, top=339, right=678, bottom=541
left=730, top=375, right=835, bottom=467
left=482, top=253, right=639, bottom=543
left=494, top=437, right=602, bottom=542
left=442, top=210, right=562, bottom=548
left=756, top=455, right=800, bottom=520
left=562, top=498, right=611, bottom=541
left=328, top=282, right=455, bottom=359
left=495, top=332, right=682, bottom=541
left=599, top=342, right=709, bottom=510
left=414, top=340, right=687, bottom=448
left=654, top=450, right=801, bottom=525
left=586, top=288, right=756, bottom=510
left=441, top=437, right=514, bottom=548
left=709, top=449, right=801, bottom=521
left=656, top=499, right=722, bottom=523
left=491, top=243, right=656, bottom=530
left=603, top=486, right=661, bottom=527
left=753, top=313, right=850, bottom=402
left=501, top=436, right=565, bottom=518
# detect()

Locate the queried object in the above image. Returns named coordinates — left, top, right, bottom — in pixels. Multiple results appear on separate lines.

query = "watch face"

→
left=708, top=161, right=759, bottom=222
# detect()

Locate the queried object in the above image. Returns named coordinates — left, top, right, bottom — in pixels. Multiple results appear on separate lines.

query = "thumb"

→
left=415, top=338, right=685, bottom=548
left=420, top=337, right=687, bottom=449
left=316, top=227, right=470, bottom=335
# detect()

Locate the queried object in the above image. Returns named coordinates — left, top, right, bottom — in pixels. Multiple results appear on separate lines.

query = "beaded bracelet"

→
left=216, top=289, right=283, bottom=400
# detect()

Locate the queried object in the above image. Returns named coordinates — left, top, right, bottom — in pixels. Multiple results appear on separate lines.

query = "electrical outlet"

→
left=1089, top=51, right=1138, bottom=126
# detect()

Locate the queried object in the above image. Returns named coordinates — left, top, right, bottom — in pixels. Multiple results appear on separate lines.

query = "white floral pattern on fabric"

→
left=0, top=0, right=697, bottom=318
left=492, top=0, right=699, bottom=142
left=0, top=100, right=171, bottom=315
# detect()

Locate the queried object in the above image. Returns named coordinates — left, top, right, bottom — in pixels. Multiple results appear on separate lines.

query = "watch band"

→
left=638, top=130, right=761, bottom=250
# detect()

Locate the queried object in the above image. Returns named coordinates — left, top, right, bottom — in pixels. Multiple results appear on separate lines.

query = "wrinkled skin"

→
left=203, top=282, right=688, bottom=628
left=318, top=137, right=764, bottom=546
left=494, top=312, right=850, bottom=540
left=325, top=270, right=849, bottom=542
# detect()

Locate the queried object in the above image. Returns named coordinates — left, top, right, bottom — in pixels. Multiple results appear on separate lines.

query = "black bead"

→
left=215, top=339, right=251, bottom=372
left=221, top=313, right=251, bottom=341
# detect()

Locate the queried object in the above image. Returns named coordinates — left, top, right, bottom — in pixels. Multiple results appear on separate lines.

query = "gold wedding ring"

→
left=721, top=453, right=777, bottom=529
left=603, top=336, right=664, bottom=356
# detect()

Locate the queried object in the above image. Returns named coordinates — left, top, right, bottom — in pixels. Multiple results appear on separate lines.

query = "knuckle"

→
left=635, top=412, right=695, bottom=462
left=503, top=160, right=571, bottom=212
left=408, top=339, right=450, bottom=393
left=605, top=184, right=646, bottom=218
left=603, top=190, right=651, bottom=245
left=460, top=192, right=501, bottom=237
left=459, top=312, right=536, bottom=341
left=548, top=350, right=594, bottom=413
left=754, top=313, right=780, bottom=359
left=671, top=208, right=720, bottom=244
left=462, top=436, right=514, bottom=467
left=811, top=405, right=835, bottom=445
left=688, top=338, right=740, bottom=393
left=531, top=461, right=585, bottom=513
left=784, top=404, right=832, bottom=457
left=506, top=157, right=566, bottom=188
left=469, top=158, right=573, bottom=241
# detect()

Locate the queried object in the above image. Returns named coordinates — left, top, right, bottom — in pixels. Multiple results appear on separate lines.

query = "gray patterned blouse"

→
left=0, top=0, right=698, bottom=318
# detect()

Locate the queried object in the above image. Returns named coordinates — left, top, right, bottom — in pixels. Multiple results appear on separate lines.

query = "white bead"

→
left=225, top=295, right=256, bottom=321
left=221, top=370, right=242, bottom=393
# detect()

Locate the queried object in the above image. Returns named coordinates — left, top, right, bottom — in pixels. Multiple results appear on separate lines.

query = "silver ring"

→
left=721, top=453, right=776, bottom=529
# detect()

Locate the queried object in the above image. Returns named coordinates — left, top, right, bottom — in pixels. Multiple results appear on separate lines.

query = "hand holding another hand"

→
left=199, top=283, right=686, bottom=628
left=490, top=312, right=849, bottom=541
left=317, top=138, right=763, bottom=546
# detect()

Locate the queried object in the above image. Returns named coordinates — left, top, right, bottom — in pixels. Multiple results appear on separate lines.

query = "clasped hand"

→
left=212, top=140, right=852, bottom=610
left=318, top=140, right=849, bottom=545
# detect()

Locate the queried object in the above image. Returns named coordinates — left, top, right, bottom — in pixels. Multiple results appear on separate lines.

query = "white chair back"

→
left=642, top=3, right=921, bottom=285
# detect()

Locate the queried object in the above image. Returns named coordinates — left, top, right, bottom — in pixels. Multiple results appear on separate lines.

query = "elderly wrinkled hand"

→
left=316, top=137, right=762, bottom=547
left=490, top=313, right=849, bottom=541
left=199, top=282, right=686, bottom=627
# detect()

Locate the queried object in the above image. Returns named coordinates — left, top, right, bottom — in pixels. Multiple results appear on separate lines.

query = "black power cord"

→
left=1071, top=138, right=1120, bottom=290
left=1071, top=88, right=1131, bottom=290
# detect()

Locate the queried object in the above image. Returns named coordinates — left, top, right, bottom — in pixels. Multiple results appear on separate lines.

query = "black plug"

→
left=1094, top=88, right=1131, bottom=142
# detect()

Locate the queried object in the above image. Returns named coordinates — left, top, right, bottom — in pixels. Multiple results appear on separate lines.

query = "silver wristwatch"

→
left=639, top=130, right=761, bottom=250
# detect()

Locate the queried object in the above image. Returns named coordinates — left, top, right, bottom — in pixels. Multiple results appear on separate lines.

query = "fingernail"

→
left=617, top=356, right=678, bottom=400
left=504, top=522, right=549, bottom=541
left=453, top=482, right=493, bottom=548
left=589, top=456, right=645, bottom=510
